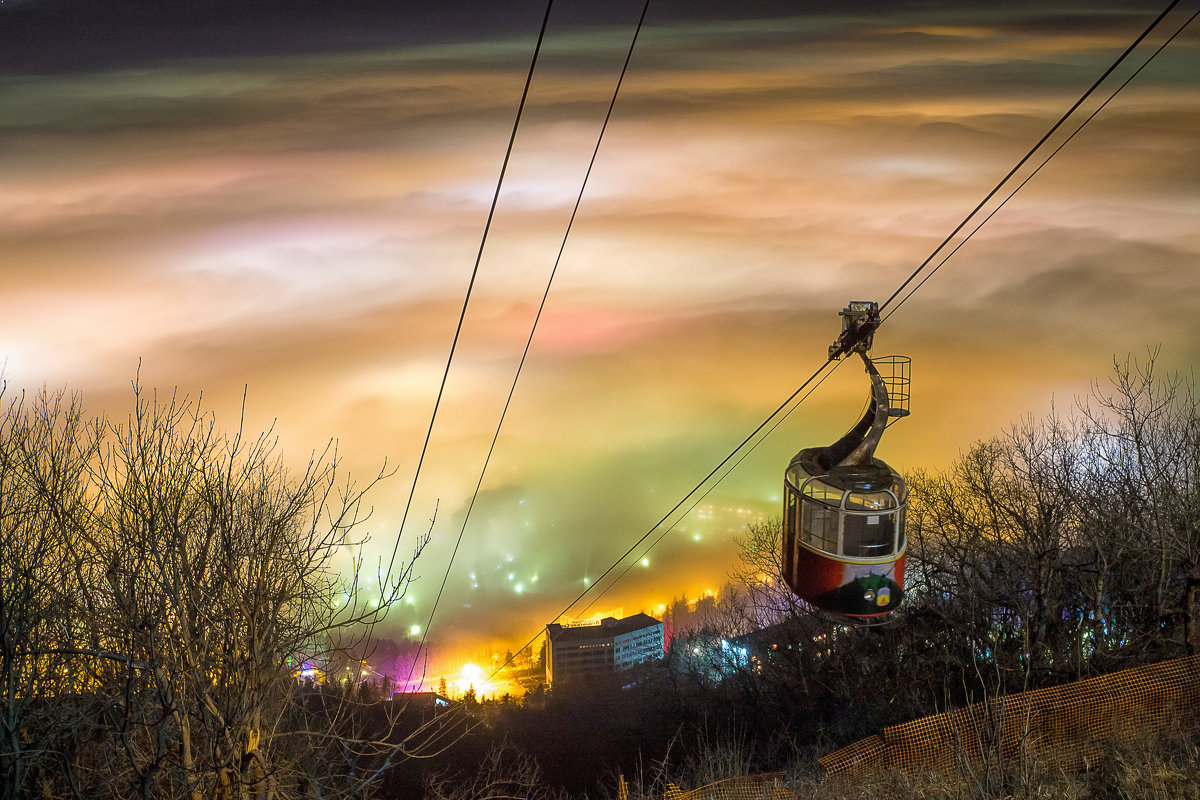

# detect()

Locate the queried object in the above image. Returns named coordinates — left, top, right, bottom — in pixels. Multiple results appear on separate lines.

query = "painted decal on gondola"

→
left=814, top=567, right=902, bottom=617
left=787, top=544, right=905, bottom=617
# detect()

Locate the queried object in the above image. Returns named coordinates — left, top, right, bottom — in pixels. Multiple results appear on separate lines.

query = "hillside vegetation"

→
left=3, top=354, right=1198, bottom=799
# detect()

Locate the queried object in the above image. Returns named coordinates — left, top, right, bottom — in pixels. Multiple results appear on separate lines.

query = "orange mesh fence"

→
left=820, top=653, right=1200, bottom=779
left=663, top=773, right=791, bottom=800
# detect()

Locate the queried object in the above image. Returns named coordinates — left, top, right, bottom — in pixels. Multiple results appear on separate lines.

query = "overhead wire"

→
left=413, top=0, right=654, bottom=672
left=484, top=0, right=1194, bottom=683
left=878, top=0, right=1184, bottom=315
left=883, top=1, right=1200, bottom=324
left=488, top=356, right=839, bottom=680
left=572, top=358, right=847, bottom=621
left=393, top=0, right=556, bottom=684
left=577, top=0, right=1194, bottom=605
left=623, top=0, right=1196, bottom=586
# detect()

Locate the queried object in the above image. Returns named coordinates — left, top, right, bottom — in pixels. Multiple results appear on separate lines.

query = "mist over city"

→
left=2, top=1, right=1199, bottom=797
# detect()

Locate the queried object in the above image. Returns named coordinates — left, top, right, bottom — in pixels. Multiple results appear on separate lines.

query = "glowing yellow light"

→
left=640, top=558, right=649, bottom=567
left=410, top=624, right=421, bottom=636
left=454, top=662, right=491, bottom=697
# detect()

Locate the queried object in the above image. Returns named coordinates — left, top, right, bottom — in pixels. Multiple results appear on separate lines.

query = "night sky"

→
left=3, top=0, right=1198, bottom=670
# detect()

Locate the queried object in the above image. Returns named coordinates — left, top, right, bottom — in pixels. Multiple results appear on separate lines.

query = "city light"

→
left=454, top=662, right=488, bottom=697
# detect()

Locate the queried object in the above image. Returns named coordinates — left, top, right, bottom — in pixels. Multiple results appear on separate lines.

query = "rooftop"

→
left=547, top=613, right=661, bottom=643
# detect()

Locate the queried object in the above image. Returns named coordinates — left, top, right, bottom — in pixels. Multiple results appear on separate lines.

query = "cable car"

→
left=782, top=301, right=910, bottom=618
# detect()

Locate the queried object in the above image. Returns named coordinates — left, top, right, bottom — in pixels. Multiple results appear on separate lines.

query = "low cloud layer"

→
left=2, top=1, right=1197, bottom=668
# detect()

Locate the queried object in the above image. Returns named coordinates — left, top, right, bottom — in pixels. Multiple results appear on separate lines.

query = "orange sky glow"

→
left=2, top=1, right=1198, bottom=675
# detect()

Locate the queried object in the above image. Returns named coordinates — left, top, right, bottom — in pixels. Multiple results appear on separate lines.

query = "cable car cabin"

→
left=782, top=301, right=909, bottom=618
left=782, top=453, right=906, bottom=617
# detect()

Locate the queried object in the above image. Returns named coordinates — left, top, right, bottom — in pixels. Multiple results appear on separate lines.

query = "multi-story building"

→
left=544, top=613, right=664, bottom=687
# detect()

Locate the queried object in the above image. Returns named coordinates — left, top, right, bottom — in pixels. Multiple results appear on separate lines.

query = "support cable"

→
left=878, top=0, right=1183, bottom=315
left=488, top=357, right=838, bottom=680
left=483, top=0, right=1192, bottom=685
left=883, top=2, right=1200, bottom=323
left=386, top=0, right=554, bottom=675
left=413, top=0, right=653, bottom=668
left=573, top=358, right=845, bottom=620
left=590, top=1, right=1196, bottom=615
left=571, top=0, right=1196, bottom=632
left=385, top=1, right=554, bottom=578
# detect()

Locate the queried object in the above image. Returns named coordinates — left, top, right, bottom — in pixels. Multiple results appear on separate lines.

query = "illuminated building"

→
left=544, top=613, right=664, bottom=687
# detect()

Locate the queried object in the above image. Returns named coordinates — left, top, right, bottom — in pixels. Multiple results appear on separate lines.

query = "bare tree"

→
left=0, top=376, right=436, bottom=799
left=423, top=742, right=565, bottom=800
left=0, top=385, right=101, bottom=800
left=906, top=352, right=1200, bottom=690
left=905, top=411, right=1086, bottom=688
left=1073, top=352, right=1200, bottom=657
left=730, top=518, right=808, bottom=628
